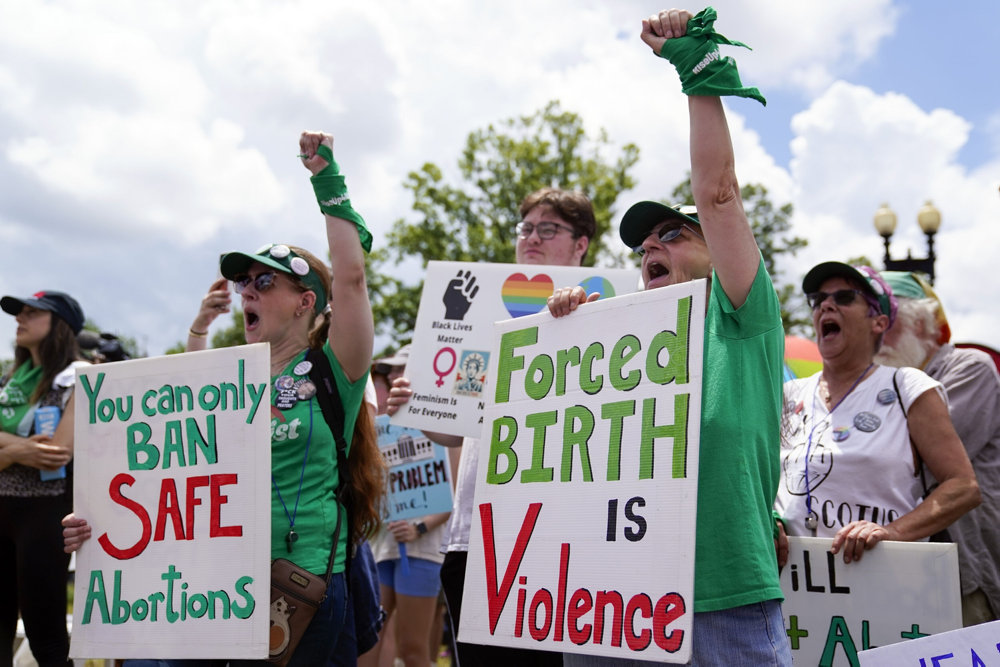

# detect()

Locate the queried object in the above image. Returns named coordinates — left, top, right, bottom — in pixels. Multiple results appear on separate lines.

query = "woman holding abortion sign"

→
left=63, top=130, right=383, bottom=666
left=0, top=289, right=89, bottom=666
left=775, top=262, right=980, bottom=563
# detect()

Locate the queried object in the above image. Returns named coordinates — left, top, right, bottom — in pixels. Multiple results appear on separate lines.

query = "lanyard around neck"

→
left=803, top=363, right=874, bottom=532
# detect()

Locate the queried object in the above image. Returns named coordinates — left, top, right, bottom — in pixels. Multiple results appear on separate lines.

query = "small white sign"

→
left=859, top=619, right=1000, bottom=666
left=780, top=536, right=962, bottom=666
left=393, top=260, right=640, bottom=437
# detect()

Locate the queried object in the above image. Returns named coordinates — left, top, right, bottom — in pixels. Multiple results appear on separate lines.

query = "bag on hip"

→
left=269, top=558, right=328, bottom=666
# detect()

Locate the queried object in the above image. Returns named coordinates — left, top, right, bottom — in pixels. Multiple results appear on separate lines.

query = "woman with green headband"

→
left=63, top=131, right=384, bottom=666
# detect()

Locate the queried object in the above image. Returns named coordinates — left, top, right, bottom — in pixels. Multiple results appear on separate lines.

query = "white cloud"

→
left=0, top=0, right=996, bottom=355
left=785, top=80, right=1000, bottom=347
left=680, top=0, right=900, bottom=94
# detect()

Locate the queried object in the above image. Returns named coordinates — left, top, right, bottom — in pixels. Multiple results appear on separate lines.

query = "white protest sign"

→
left=70, top=345, right=271, bottom=660
left=780, top=536, right=961, bottom=666
left=394, top=260, right=640, bottom=438
left=376, top=414, right=454, bottom=521
left=859, top=619, right=1000, bottom=666
left=460, top=280, right=704, bottom=663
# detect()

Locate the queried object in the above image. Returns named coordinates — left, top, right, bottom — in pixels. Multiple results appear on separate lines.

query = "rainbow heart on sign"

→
left=577, top=276, right=616, bottom=300
left=501, top=273, right=554, bottom=318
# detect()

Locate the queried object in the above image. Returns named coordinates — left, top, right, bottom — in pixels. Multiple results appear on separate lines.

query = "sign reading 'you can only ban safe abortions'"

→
left=461, top=280, right=705, bottom=663
left=70, top=345, right=271, bottom=661
left=780, top=536, right=962, bottom=667
left=393, top=260, right=640, bottom=438
left=376, top=414, right=454, bottom=521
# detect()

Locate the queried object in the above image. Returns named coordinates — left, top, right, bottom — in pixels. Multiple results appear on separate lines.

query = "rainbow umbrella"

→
left=785, top=335, right=822, bottom=379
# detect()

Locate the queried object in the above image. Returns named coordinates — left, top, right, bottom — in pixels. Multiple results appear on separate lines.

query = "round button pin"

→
left=295, top=379, right=317, bottom=401
left=275, top=389, right=298, bottom=410
left=853, top=411, right=882, bottom=432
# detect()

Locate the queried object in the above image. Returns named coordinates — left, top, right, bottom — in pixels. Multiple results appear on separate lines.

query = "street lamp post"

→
left=872, top=200, right=942, bottom=284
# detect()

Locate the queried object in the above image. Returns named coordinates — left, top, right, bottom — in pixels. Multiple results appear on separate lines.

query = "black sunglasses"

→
left=806, top=289, right=863, bottom=310
left=633, top=223, right=702, bottom=256
left=233, top=271, right=279, bottom=294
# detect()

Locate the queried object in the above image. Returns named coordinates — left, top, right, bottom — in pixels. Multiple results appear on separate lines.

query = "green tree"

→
left=368, top=101, right=640, bottom=344
left=669, top=177, right=811, bottom=334
left=165, top=310, right=245, bottom=354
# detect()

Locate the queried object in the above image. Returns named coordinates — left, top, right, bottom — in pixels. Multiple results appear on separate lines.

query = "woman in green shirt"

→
left=63, top=131, right=382, bottom=666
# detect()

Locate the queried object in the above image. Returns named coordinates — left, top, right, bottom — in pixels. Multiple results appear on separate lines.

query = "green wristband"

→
left=310, top=144, right=373, bottom=253
left=658, top=7, right=765, bottom=106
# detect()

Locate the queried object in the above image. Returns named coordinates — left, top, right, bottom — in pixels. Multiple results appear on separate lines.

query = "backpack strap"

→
left=894, top=368, right=938, bottom=499
left=305, top=347, right=354, bottom=580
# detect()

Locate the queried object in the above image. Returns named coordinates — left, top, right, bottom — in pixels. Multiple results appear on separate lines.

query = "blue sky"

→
left=1, top=0, right=998, bottom=355
left=746, top=1, right=1000, bottom=171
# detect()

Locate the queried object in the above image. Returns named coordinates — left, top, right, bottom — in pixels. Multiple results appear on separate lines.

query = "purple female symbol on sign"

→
left=434, top=347, right=457, bottom=387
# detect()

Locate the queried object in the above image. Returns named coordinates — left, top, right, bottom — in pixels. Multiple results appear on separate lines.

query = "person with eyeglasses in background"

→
left=774, top=262, right=979, bottom=569
left=62, top=130, right=387, bottom=666
left=386, top=186, right=594, bottom=667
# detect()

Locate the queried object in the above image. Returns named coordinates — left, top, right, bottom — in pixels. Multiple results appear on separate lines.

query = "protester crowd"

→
left=3, top=6, right=998, bottom=667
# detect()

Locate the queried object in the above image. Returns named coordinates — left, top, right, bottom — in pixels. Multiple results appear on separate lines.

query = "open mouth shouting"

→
left=644, top=257, right=672, bottom=289
left=816, top=314, right=846, bottom=349
left=244, top=307, right=261, bottom=334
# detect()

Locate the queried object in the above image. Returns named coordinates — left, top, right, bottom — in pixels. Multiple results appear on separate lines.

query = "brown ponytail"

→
left=345, top=403, right=388, bottom=544
left=291, top=245, right=386, bottom=543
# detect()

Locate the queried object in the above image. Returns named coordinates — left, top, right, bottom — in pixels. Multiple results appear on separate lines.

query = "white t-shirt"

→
left=775, top=365, right=944, bottom=538
left=441, top=436, right=478, bottom=553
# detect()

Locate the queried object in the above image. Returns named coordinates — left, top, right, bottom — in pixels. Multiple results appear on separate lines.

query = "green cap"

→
left=219, top=243, right=328, bottom=314
left=619, top=201, right=701, bottom=250
left=802, top=262, right=897, bottom=327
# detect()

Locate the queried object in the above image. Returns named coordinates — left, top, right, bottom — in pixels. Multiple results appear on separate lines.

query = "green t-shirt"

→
left=269, top=342, right=367, bottom=575
left=0, top=361, right=43, bottom=435
left=695, top=259, right=785, bottom=612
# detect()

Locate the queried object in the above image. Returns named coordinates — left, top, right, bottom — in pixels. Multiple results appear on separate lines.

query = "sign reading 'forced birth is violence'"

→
left=461, top=280, right=705, bottom=664
left=70, top=345, right=271, bottom=661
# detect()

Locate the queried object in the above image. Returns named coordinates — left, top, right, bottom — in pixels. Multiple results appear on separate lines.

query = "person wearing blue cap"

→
left=876, top=271, right=1000, bottom=627
left=63, top=131, right=386, bottom=666
left=0, top=289, right=89, bottom=666
left=548, top=8, right=791, bottom=665
left=775, top=263, right=980, bottom=568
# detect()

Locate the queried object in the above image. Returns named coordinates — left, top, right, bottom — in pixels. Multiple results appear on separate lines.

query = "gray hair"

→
left=875, top=297, right=940, bottom=368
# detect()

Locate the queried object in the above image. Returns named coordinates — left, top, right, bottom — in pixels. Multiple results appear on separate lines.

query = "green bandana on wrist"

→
left=658, top=7, right=765, bottom=106
left=310, top=144, right=373, bottom=253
